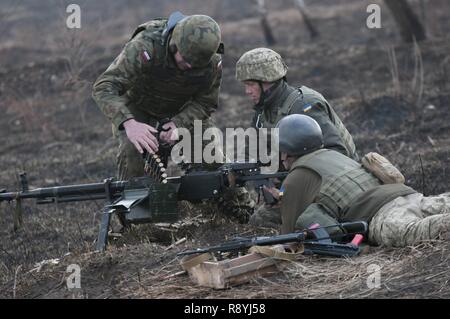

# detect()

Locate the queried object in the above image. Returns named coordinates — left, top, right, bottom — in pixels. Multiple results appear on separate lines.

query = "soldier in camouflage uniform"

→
left=273, top=114, right=450, bottom=247
left=92, top=12, right=254, bottom=223
left=235, top=48, right=358, bottom=228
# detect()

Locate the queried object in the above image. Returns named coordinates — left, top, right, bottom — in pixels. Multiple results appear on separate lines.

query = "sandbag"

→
left=362, top=152, right=405, bottom=184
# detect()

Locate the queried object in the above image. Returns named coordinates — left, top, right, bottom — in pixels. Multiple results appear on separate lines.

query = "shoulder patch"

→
left=303, top=103, right=313, bottom=113
left=141, top=50, right=152, bottom=63
left=279, top=185, right=285, bottom=198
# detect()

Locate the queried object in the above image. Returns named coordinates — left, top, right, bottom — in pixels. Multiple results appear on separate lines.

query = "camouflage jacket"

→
left=92, top=18, right=223, bottom=130
left=252, top=81, right=359, bottom=161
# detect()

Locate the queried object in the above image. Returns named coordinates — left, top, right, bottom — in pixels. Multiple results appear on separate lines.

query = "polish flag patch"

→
left=141, top=50, right=151, bottom=63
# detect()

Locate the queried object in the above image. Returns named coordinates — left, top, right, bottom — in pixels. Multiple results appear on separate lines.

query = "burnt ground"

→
left=0, top=0, right=449, bottom=299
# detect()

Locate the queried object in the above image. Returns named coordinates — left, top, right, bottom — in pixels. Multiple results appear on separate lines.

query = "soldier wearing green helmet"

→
left=93, top=12, right=223, bottom=162
left=171, top=15, right=222, bottom=68
left=93, top=12, right=254, bottom=224
left=236, top=47, right=358, bottom=228
left=236, top=47, right=358, bottom=161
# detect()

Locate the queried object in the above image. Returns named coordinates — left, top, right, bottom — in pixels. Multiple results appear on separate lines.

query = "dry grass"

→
left=411, top=38, right=424, bottom=107
left=3, top=230, right=449, bottom=299
left=387, top=46, right=401, bottom=98
left=385, top=39, right=426, bottom=109
left=4, top=90, right=57, bottom=137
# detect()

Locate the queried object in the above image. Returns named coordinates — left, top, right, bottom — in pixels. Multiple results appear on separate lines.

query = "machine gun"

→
left=0, top=162, right=287, bottom=251
left=178, top=221, right=368, bottom=258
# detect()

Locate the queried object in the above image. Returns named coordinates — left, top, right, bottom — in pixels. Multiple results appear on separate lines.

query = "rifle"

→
left=177, top=221, right=368, bottom=258
left=0, top=162, right=287, bottom=252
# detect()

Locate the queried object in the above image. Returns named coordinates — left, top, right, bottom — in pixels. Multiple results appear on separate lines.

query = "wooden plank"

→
left=186, top=252, right=285, bottom=289
left=223, top=257, right=279, bottom=278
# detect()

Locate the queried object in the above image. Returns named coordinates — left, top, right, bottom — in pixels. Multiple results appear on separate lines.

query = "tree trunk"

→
left=256, top=0, right=276, bottom=46
left=293, top=0, right=319, bottom=39
left=384, top=0, right=426, bottom=42
left=260, top=15, right=276, bottom=46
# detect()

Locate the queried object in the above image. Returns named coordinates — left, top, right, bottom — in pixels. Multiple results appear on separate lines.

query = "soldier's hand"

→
left=263, top=185, right=280, bottom=201
left=123, top=119, right=159, bottom=154
left=159, top=121, right=178, bottom=145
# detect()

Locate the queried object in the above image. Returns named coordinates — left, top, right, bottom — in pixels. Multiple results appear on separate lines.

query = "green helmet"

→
left=277, top=114, right=324, bottom=156
left=171, top=15, right=221, bottom=68
left=236, top=48, right=288, bottom=82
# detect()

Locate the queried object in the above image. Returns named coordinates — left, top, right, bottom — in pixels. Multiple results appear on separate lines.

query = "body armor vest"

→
left=291, top=149, right=381, bottom=218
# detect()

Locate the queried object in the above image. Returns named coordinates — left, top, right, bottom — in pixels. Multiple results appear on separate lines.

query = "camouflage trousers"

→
left=369, top=192, right=450, bottom=247
left=113, top=106, right=255, bottom=223
left=249, top=204, right=282, bottom=229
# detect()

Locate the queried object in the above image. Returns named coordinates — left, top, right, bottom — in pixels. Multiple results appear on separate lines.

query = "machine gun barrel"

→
left=0, top=180, right=130, bottom=203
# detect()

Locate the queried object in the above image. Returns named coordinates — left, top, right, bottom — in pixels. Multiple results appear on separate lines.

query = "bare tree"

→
left=256, top=0, right=276, bottom=46
left=384, top=0, right=426, bottom=42
left=293, top=0, right=319, bottom=39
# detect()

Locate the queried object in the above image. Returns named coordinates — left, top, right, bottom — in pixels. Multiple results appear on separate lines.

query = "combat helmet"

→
left=171, top=15, right=221, bottom=68
left=277, top=114, right=324, bottom=156
left=236, top=48, right=288, bottom=82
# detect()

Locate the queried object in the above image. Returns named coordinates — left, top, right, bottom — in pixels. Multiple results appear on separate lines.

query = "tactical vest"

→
left=281, top=86, right=358, bottom=161
left=291, top=149, right=382, bottom=219
left=125, top=19, right=219, bottom=118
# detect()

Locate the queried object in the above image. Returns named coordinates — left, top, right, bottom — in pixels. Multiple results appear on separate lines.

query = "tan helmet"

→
left=171, top=15, right=221, bottom=68
left=236, top=48, right=288, bottom=82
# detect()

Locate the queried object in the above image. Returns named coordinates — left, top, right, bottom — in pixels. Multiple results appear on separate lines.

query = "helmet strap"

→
left=256, top=81, right=266, bottom=106
left=258, top=80, right=282, bottom=107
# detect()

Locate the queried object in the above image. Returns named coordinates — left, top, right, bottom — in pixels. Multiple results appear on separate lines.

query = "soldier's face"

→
left=174, top=51, right=193, bottom=70
left=281, top=152, right=295, bottom=170
left=243, top=81, right=262, bottom=104
left=244, top=81, right=275, bottom=104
